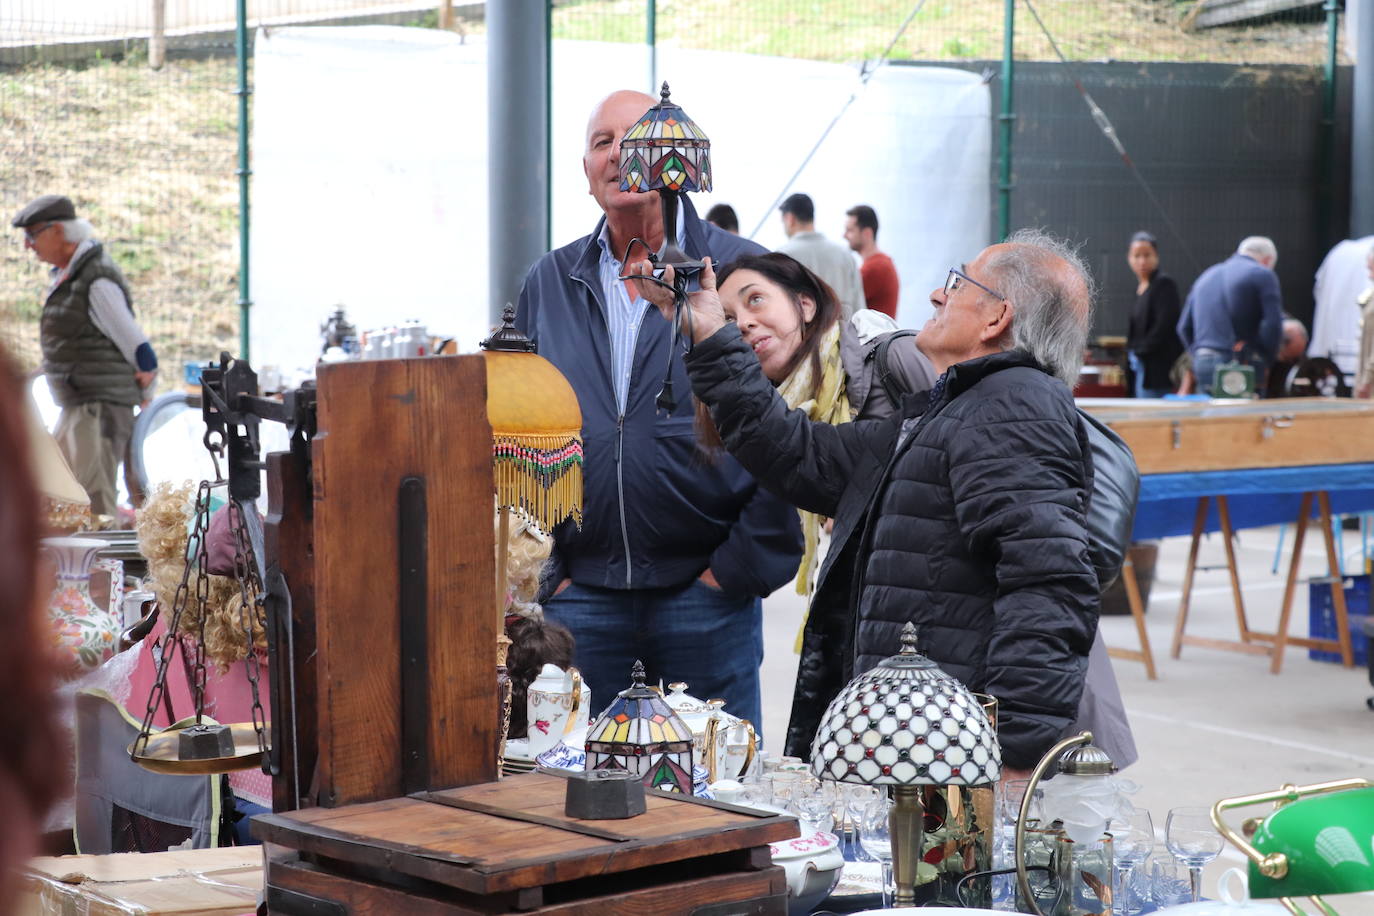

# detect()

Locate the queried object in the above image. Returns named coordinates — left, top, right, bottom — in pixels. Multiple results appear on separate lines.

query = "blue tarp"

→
left=1133, top=463, right=1374, bottom=540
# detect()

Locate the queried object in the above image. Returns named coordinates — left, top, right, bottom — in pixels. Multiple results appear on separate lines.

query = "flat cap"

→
left=12, top=194, right=76, bottom=228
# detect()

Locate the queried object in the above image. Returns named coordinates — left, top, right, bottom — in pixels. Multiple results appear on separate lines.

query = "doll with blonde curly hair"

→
left=502, top=512, right=576, bottom=738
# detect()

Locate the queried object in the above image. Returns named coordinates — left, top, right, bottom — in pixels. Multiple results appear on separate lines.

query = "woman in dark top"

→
left=1125, top=231, right=1183, bottom=398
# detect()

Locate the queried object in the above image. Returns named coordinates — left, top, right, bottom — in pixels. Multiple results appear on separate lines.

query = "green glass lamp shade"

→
left=585, top=659, right=696, bottom=793
left=617, top=82, right=712, bottom=194
left=1249, top=786, right=1374, bottom=900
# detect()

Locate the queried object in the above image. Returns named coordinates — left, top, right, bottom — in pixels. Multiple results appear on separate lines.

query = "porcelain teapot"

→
left=664, top=684, right=757, bottom=782
left=526, top=664, right=587, bottom=758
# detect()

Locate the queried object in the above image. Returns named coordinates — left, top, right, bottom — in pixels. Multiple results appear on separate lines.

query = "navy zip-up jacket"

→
left=515, top=200, right=803, bottom=597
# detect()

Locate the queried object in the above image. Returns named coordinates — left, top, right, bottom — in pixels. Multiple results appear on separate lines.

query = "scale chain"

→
left=134, top=480, right=213, bottom=758
left=229, top=499, right=269, bottom=755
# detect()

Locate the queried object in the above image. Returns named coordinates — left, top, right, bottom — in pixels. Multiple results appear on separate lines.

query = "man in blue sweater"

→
left=515, top=90, right=802, bottom=729
left=1177, top=236, right=1283, bottom=392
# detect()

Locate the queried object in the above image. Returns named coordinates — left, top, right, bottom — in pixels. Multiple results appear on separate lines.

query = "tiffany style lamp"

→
left=585, top=660, right=696, bottom=793
left=810, top=622, right=1001, bottom=906
left=616, top=81, right=713, bottom=410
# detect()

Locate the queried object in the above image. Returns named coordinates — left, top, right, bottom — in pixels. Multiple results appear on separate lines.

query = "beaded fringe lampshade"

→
left=586, top=660, right=696, bottom=794
left=480, top=307, right=583, bottom=534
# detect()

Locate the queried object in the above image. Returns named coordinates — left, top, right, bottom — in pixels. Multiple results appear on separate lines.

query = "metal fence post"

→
left=1354, top=0, right=1374, bottom=237
left=647, top=0, right=657, bottom=94
left=997, top=0, right=1015, bottom=242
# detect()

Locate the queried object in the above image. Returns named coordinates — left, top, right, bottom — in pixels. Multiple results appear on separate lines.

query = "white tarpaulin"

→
left=251, top=28, right=991, bottom=372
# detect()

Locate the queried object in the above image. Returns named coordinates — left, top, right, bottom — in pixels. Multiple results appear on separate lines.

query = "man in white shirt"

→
left=777, top=192, right=866, bottom=318
left=13, top=195, right=158, bottom=520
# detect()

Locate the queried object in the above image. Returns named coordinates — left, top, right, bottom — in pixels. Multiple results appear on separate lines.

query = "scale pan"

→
left=129, top=722, right=269, bottom=775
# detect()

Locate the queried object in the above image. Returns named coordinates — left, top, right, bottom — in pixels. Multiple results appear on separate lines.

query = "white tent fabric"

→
left=250, top=27, right=991, bottom=375
left=1310, top=235, right=1374, bottom=373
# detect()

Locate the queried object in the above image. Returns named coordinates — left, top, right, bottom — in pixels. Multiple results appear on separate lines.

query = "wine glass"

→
left=1166, top=806, right=1224, bottom=902
left=860, top=796, right=895, bottom=908
left=1109, top=807, right=1155, bottom=915
left=845, top=785, right=881, bottom=860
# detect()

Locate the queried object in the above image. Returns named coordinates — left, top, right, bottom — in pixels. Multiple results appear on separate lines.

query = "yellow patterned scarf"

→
left=776, top=323, right=852, bottom=636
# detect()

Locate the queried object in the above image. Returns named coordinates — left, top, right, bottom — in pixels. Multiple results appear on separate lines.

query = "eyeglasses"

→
left=23, top=223, right=54, bottom=243
left=944, top=267, right=1004, bottom=301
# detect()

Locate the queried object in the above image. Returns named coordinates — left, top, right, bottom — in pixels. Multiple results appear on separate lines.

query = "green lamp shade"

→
left=1249, top=786, right=1374, bottom=899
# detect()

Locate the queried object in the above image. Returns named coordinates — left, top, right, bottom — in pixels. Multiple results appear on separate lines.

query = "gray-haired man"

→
left=634, top=230, right=1101, bottom=777
left=13, top=195, right=157, bottom=519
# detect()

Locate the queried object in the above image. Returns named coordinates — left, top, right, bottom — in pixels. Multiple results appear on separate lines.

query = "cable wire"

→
left=1021, top=0, right=1202, bottom=272
left=746, top=0, right=933, bottom=240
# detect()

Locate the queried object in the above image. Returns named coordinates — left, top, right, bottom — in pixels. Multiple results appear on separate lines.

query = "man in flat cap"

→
left=13, top=195, right=158, bottom=521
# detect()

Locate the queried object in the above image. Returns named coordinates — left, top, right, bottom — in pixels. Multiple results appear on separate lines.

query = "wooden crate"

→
left=1079, top=398, right=1374, bottom=475
left=254, top=772, right=795, bottom=915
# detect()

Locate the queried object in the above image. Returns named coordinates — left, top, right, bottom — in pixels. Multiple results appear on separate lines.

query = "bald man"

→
left=514, top=90, right=801, bottom=731
left=654, top=229, right=1100, bottom=774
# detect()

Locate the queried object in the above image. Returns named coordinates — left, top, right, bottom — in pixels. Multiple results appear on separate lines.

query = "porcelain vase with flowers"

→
left=42, top=537, right=121, bottom=679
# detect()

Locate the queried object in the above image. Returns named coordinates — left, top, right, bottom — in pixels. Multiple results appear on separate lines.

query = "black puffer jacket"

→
left=685, top=325, right=1099, bottom=770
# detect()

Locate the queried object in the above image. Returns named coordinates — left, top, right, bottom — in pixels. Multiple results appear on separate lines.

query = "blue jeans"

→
left=1127, top=352, right=1170, bottom=399
left=543, top=580, right=764, bottom=734
left=1192, top=347, right=1265, bottom=394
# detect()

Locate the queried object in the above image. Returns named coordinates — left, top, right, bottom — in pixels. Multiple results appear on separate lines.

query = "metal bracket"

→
left=1171, top=420, right=1182, bottom=449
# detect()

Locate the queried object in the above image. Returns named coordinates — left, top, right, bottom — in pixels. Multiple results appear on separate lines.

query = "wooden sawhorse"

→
left=1169, top=492, right=1355, bottom=673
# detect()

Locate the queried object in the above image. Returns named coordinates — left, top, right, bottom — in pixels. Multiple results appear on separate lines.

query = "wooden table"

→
left=254, top=772, right=795, bottom=914
left=1081, top=398, right=1374, bottom=676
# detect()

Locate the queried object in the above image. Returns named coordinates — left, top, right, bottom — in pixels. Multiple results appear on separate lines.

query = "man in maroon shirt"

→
left=843, top=204, right=900, bottom=319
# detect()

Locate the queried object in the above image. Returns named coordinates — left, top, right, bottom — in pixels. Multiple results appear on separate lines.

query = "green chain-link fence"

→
left=1, top=0, right=1350, bottom=377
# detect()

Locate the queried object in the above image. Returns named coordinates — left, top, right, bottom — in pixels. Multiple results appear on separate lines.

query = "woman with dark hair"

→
left=0, top=348, right=67, bottom=907
left=699, top=252, right=934, bottom=595
left=1124, top=231, right=1183, bottom=398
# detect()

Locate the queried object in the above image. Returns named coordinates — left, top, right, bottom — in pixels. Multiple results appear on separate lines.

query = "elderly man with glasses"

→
left=12, top=194, right=158, bottom=522
left=634, top=229, right=1101, bottom=777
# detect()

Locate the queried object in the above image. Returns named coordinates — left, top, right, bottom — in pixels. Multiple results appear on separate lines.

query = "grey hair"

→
left=1237, top=235, right=1277, bottom=266
left=982, top=228, right=1095, bottom=387
left=57, top=219, right=94, bottom=244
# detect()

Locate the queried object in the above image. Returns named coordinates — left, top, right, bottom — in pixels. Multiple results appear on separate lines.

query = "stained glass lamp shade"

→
left=616, top=81, right=711, bottom=272
left=585, top=660, right=696, bottom=794
left=811, top=622, right=1000, bottom=905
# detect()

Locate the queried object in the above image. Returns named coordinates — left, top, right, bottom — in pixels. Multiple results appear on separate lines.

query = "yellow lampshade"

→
left=480, top=318, right=583, bottom=534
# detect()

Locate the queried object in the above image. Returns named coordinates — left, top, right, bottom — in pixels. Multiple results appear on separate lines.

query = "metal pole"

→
left=235, top=0, right=252, bottom=360
left=647, top=0, right=657, bottom=93
left=489, top=0, right=551, bottom=325
left=997, top=0, right=1015, bottom=242
left=1354, top=0, right=1374, bottom=236
left=1317, top=0, right=1339, bottom=251
left=546, top=0, right=553, bottom=252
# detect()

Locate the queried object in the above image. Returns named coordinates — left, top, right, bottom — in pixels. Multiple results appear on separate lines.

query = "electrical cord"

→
left=617, top=238, right=698, bottom=411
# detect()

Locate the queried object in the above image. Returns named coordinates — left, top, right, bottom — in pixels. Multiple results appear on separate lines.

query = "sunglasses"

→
left=944, top=267, right=1004, bottom=301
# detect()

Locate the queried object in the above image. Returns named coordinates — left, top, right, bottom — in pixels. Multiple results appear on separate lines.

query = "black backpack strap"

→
left=873, top=329, right=920, bottom=405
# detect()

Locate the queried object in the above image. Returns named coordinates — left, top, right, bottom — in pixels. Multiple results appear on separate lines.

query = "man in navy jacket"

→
left=1177, top=236, right=1283, bottom=392
left=515, top=90, right=802, bottom=729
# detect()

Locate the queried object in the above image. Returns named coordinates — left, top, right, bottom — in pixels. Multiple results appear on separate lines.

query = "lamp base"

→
left=892, top=785, right=926, bottom=908
left=657, top=189, right=704, bottom=275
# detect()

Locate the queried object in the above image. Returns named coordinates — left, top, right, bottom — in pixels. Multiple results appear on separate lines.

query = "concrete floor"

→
left=758, top=522, right=1374, bottom=912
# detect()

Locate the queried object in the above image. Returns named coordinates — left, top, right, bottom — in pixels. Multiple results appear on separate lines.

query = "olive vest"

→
left=40, top=242, right=141, bottom=408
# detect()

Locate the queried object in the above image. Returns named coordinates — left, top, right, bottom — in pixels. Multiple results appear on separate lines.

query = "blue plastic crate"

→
left=1308, top=574, right=1370, bottom=665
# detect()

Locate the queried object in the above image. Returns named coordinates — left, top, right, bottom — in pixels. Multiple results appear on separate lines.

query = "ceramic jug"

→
left=702, top=698, right=758, bottom=783
left=526, top=663, right=586, bottom=758
left=41, top=537, right=121, bottom=679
